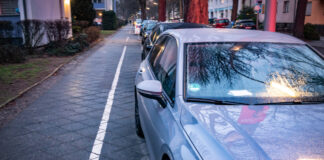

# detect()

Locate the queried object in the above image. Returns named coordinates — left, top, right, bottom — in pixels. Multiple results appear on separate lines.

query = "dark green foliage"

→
left=0, top=21, right=13, bottom=38
left=237, top=7, right=256, bottom=20
left=0, top=45, right=26, bottom=64
left=84, top=26, right=100, bottom=43
left=0, top=21, right=14, bottom=45
left=45, top=34, right=89, bottom=56
left=72, top=25, right=82, bottom=35
left=117, top=19, right=127, bottom=27
left=304, top=23, right=320, bottom=40
left=71, top=0, right=96, bottom=26
left=72, top=20, right=89, bottom=34
left=102, top=11, right=117, bottom=30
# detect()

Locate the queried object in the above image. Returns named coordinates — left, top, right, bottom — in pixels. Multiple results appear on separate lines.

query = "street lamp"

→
left=64, top=0, right=70, bottom=5
left=146, top=7, right=150, bottom=10
left=153, top=2, right=158, bottom=5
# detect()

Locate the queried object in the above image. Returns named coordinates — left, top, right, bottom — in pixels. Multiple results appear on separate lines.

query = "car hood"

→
left=180, top=103, right=324, bottom=160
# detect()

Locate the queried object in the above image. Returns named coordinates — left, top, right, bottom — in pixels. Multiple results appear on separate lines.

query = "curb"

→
left=0, top=28, right=121, bottom=109
left=0, top=55, right=76, bottom=109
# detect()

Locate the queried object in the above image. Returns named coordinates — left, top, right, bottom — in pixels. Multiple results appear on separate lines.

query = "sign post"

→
left=254, top=4, right=261, bottom=30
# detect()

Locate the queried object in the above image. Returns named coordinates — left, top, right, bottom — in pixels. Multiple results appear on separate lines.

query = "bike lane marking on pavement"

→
left=89, top=36, right=129, bottom=160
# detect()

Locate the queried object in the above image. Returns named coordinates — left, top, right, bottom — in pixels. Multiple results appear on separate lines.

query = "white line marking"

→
left=126, top=37, right=129, bottom=43
left=89, top=45, right=127, bottom=160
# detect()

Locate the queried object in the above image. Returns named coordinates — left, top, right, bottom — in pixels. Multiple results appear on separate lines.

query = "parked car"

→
left=141, top=22, right=209, bottom=60
left=135, top=28, right=324, bottom=160
left=141, top=22, right=157, bottom=44
left=140, top=20, right=156, bottom=36
left=233, top=19, right=256, bottom=29
left=134, top=19, right=142, bottom=34
left=212, top=18, right=230, bottom=28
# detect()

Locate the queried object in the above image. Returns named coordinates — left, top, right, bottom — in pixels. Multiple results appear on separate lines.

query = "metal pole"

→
left=264, top=0, right=277, bottom=32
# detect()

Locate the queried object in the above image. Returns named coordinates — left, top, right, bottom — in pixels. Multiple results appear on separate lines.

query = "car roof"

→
left=156, top=22, right=210, bottom=30
left=163, top=28, right=305, bottom=44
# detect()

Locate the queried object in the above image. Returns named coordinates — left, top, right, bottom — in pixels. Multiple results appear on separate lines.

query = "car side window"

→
left=149, top=36, right=168, bottom=68
left=152, top=28, right=161, bottom=43
left=151, top=37, right=177, bottom=102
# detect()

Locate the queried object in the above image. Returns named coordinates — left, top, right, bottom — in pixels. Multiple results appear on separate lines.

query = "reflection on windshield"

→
left=186, top=42, right=324, bottom=104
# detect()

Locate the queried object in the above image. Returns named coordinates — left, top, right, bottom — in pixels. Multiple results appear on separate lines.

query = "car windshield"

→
left=147, top=23, right=156, bottom=30
left=185, top=42, right=324, bottom=104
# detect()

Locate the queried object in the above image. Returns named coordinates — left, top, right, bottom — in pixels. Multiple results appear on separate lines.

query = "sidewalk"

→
left=0, top=25, right=148, bottom=160
left=306, top=36, right=324, bottom=54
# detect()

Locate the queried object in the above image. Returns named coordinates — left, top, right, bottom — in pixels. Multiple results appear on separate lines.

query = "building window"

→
left=211, top=11, right=214, bottom=18
left=283, top=1, right=289, bottom=13
left=221, top=0, right=225, bottom=4
left=0, top=0, right=18, bottom=16
left=306, top=2, right=312, bottom=16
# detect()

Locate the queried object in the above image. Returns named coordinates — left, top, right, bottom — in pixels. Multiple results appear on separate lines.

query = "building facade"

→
left=0, top=0, right=72, bottom=45
left=92, top=0, right=114, bottom=24
left=208, top=0, right=254, bottom=21
left=305, top=0, right=324, bottom=25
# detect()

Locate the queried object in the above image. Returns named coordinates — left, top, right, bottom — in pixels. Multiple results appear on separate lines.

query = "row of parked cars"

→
left=209, top=18, right=256, bottom=29
left=133, top=19, right=324, bottom=160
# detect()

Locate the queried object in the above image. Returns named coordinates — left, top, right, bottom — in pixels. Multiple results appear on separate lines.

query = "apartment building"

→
left=92, top=0, right=114, bottom=24
left=208, top=0, right=254, bottom=21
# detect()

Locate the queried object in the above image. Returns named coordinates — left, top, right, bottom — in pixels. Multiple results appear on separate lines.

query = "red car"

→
left=211, top=19, right=230, bottom=28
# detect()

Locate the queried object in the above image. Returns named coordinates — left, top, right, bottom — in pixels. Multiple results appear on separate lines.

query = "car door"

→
left=139, top=35, right=178, bottom=159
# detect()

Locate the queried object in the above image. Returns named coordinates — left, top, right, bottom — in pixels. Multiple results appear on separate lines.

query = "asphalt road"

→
left=0, top=25, right=149, bottom=160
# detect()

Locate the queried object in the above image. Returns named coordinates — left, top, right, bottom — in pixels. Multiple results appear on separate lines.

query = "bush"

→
left=17, top=20, right=45, bottom=54
left=237, top=7, right=256, bottom=21
left=45, top=33, right=89, bottom=56
left=84, top=26, right=100, bottom=43
left=304, top=23, right=320, bottom=40
left=117, top=19, right=127, bottom=28
left=0, top=45, right=26, bottom=64
left=71, top=0, right=96, bottom=26
left=72, top=20, right=89, bottom=34
left=0, top=21, right=14, bottom=38
left=102, top=11, right=117, bottom=30
left=45, top=20, right=70, bottom=43
left=72, top=26, right=82, bottom=34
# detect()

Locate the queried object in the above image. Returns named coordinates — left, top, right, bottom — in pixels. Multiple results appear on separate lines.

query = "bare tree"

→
left=293, top=0, right=308, bottom=38
left=138, top=0, right=147, bottom=20
left=231, top=0, right=239, bottom=21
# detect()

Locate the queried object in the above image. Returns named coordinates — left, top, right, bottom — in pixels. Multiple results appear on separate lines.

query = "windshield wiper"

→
left=255, top=101, right=324, bottom=105
left=187, top=98, right=249, bottom=105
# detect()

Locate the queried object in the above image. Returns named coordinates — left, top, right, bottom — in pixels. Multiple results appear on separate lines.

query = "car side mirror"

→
left=136, top=80, right=167, bottom=108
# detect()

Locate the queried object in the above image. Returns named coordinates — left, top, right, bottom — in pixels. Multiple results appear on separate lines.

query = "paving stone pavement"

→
left=0, top=25, right=149, bottom=160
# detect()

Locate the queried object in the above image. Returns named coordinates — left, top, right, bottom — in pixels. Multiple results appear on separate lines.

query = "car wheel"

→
left=135, top=87, right=144, bottom=138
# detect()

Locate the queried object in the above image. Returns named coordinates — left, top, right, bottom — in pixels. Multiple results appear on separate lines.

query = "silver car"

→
left=135, top=28, right=324, bottom=160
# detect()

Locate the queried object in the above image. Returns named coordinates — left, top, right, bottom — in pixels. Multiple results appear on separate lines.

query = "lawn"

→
left=0, top=57, right=71, bottom=106
left=100, top=30, right=116, bottom=37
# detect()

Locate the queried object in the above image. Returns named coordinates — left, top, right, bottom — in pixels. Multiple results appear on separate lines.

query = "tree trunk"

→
left=139, top=0, right=147, bottom=20
left=159, top=0, right=166, bottom=21
left=231, top=0, right=238, bottom=21
left=183, top=0, right=208, bottom=24
left=293, top=0, right=307, bottom=38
